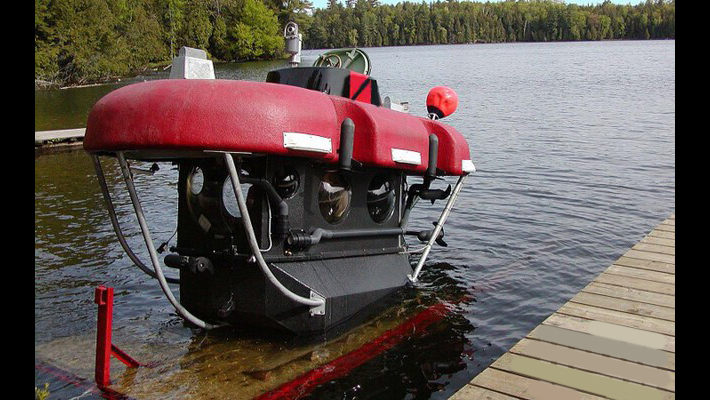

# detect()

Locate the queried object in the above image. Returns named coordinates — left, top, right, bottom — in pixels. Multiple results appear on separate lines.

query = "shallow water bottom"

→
left=35, top=281, right=479, bottom=399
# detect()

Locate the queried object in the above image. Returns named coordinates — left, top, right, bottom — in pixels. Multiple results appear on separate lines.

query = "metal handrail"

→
left=91, top=155, right=179, bottom=284
left=408, top=174, right=467, bottom=282
left=116, top=152, right=219, bottom=329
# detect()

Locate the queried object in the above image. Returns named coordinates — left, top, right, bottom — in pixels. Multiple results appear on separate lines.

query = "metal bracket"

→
left=408, top=174, right=467, bottom=283
left=309, top=291, right=326, bottom=316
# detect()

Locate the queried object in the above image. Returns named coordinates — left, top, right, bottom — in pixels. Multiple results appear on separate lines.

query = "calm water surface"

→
left=35, top=40, right=675, bottom=399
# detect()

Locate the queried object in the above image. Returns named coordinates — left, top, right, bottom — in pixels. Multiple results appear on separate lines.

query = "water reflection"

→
left=34, top=59, right=292, bottom=131
left=304, top=263, right=476, bottom=399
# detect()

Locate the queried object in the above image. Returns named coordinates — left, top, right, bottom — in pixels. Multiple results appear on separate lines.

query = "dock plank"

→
left=454, top=215, right=677, bottom=399
left=632, top=242, right=675, bottom=256
left=640, top=235, right=675, bottom=247
left=569, top=291, right=674, bottom=321
left=581, top=282, right=675, bottom=309
left=605, top=265, right=675, bottom=284
left=542, top=313, right=675, bottom=353
left=491, top=353, right=674, bottom=400
left=508, top=338, right=674, bottom=391
left=647, top=230, right=674, bottom=240
left=594, top=273, right=674, bottom=295
left=527, top=325, right=675, bottom=370
left=614, top=256, right=674, bottom=274
left=653, top=226, right=675, bottom=235
left=35, top=128, right=86, bottom=145
left=450, top=384, right=520, bottom=400
left=621, top=249, right=675, bottom=265
left=464, top=368, right=606, bottom=400
left=556, top=302, right=675, bottom=336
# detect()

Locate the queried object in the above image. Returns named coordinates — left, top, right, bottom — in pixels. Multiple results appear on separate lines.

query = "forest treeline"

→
left=35, top=0, right=312, bottom=85
left=35, top=0, right=675, bottom=86
left=306, top=0, right=675, bottom=49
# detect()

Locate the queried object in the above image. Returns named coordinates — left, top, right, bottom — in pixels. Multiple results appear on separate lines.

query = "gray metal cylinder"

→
left=339, top=118, right=355, bottom=170
left=427, top=134, right=439, bottom=178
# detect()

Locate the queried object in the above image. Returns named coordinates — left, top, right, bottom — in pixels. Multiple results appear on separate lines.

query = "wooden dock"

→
left=35, top=128, right=86, bottom=147
left=453, top=214, right=675, bottom=400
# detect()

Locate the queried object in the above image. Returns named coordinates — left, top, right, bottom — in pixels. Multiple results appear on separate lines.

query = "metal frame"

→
left=223, top=152, right=325, bottom=310
left=408, top=174, right=467, bottom=282
left=94, top=151, right=323, bottom=330
left=93, top=149, right=471, bottom=328
left=91, top=155, right=179, bottom=284
left=115, top=152, right=219, bottom=329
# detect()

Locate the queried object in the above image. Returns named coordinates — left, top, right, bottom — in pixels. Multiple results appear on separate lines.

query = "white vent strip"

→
left=462, top=159, right=476, bottom=173
left=391, top=148, right=422, bottom=165
left=283, top=132, right=332, bottom=154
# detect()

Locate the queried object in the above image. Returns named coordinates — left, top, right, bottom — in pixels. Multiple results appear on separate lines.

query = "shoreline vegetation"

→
left=35, top=0, right=674, bottom=89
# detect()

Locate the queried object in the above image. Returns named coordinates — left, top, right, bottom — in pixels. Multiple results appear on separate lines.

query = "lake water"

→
left=35, top=40, right=675, bottom=399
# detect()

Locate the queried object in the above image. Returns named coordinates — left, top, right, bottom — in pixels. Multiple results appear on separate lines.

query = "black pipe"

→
left=164, top=254, right=214, bottom=274
left=426, top=133, right=439, bottom=180
left=239, top=175, right=289, bottom=237
left=339, top=118, right=355, bottom=171
left=287, top=227, right=404, bottom=248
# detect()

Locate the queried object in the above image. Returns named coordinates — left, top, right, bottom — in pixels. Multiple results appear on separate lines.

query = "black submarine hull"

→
left=180, top=253, right=412, bottom=334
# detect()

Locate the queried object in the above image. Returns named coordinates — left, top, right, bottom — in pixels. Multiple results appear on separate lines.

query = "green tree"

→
left=181, top=0, right=213, bottom=51
left=160, top=0, right=186, bottom=59
left=224, top=0, right=282, bottom=60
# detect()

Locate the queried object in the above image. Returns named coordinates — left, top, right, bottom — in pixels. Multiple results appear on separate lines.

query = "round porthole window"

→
left=272, top=166, right=300, bottom=199
left=367, top=175, right=395, bottom=223
left=189, top=167, right=204, bottom=195
left=222, top=177, right=251, bottom=218
left=318, top=172, right=351, bottom=224
left=185, top=166, right=235, bottom=236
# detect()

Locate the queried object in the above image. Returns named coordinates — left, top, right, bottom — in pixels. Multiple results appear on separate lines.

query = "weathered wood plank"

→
left=582, top=282, right=675, bottom=309
left=632, top=242, right=675, bottom=256
left=453, top=215, right=676, bottom=400
left=508, top=338, right=674, bottom=391
left=527, top=325, right=675, bottom=370
left=640, top=235, right=675, bottom=247
left=466, top=367, right=606, bottom=400
left=542, top=314, right=675, bottom=353
left=614, top=256, right=675, bottom=274
left=556, top=303, right=675, bottom=336
left=605, top=265, right=675, bottom=285
left=35, top=128, right=86, bottom=144
left=569, top=291, right=674, bottom=322
left=594, top=273, right=675, bottom=296
left=647, top=229, right=674, bottom=240
left=622, top=249, right=675, bottom=265
left=491, top=353, right=674, bottom=400
left=653, top=223, right=674, bottom=233
left=449, top=383, right=520, bottom=400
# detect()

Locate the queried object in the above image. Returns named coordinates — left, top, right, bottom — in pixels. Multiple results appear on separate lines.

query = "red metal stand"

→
left=94, top=286, right=142, bottom=389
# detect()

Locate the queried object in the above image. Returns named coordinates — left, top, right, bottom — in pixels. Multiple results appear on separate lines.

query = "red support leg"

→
left=111, top=344, right=142, bottom=368
left=94, top=286, right=113, bottom=388
left=94, top=286, right=143, bottom=389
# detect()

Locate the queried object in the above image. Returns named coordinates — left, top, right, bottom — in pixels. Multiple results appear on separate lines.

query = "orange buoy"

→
left=426, top=86, right=458, bottom=119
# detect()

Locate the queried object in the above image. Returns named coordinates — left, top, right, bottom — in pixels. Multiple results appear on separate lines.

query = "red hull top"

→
left=84, top=79, right=472, bottom=175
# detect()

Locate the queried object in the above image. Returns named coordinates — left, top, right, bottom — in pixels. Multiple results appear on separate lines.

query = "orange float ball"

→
left=426, top=86, right=458, bottom=119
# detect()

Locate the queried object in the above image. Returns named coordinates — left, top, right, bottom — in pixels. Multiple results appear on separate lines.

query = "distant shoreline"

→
left=36, top=39, right=675, bottom=91
left=303, top=37, right=676, bottom=52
